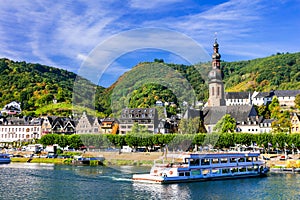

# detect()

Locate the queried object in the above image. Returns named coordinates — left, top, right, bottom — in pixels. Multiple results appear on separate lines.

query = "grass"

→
left=103, top=159, right=154, bottom=166
left=11, top=157, right=65, bottom=164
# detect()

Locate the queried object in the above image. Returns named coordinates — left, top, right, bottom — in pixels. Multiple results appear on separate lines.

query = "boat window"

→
left=179, top=172, right=184, bottom=176
left=247, top=167, right=254, bottom=172
left=212, top=169, right=220, bottom=174
left=230, top=158, right=236, bottom=163
left=253, top=165, right=259, bottom=171
left=239, top=167, right=246, bottom=172
left=185, top=172, right=190, bottom=176
left=191, top=170, right=201, bottom=176
left=246, top=157, right=252, bottom=162
left=190, top=159, right=200, bottom=166
left=238, top=158, right=245, bottom=162
left=212, top=158, right=219, bottom=164
left=231, top=168, right=238, bottom=173
left=254, top=157, right=258, bottom=161
left=222, top=169, right=230, bottom=174
left=202, top=169, right=210, bottom=175
left=221, top=158, right=228, bottom=163
left=201, top=159, right=210, bottom=165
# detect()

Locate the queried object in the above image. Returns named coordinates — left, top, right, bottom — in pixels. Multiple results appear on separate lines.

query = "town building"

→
left=225, top=92, right=252, bottom=106
left=41, top=116, right=76, bottom=135
left=249, top=90, right=300, bottom=107
left=75, top=112, right=95, bottom=134
left=291, top=113, right=300, bottom=133
left=119, top=108, right=159, bottom=134
left=0, top=116, right=42, bottom=143
left=1, top=101, right=22, bottom=115
left=99, top=118, right=118, bottom=134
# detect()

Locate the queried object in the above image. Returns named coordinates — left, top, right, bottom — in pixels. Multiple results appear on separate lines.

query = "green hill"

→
left=0, top=58, right=105, bottom=116
left=1, top=52, right=300, bottom=117
left=95, top=61, right=207, bottom=116
left=222, top=52, right=300, bottom=91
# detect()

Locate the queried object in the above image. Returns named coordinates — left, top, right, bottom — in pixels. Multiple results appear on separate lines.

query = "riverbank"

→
left=9, top=151, right=300, bottom=168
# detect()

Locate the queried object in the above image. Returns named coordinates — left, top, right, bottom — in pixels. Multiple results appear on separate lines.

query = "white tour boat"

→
left=133, top=152, right=269, bottom=184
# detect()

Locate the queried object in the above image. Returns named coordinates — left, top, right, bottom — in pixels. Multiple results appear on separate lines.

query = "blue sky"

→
left=0, top=0, right=300, bottom=87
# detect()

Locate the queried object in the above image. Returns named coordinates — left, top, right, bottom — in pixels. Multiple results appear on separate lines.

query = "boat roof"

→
left=186, top=152, right=260, bottom=159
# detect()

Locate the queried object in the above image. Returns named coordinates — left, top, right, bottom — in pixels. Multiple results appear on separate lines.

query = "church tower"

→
left=207, top=39, right=226, bottom=107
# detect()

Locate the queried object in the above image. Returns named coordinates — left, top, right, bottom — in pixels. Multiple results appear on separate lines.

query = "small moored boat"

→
left=133, top=152, right=269, bottom=184
left=0, top=154, right=11, bottom=164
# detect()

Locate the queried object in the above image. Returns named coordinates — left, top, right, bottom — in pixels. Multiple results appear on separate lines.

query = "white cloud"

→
left=129, top=0, right=183, bottom=9
left=0, top=1, right=125, bottom=70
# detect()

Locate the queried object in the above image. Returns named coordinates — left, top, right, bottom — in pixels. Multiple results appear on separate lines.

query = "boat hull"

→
left=133, top=172, right=268, bottom=184
left=0, top=154, right=11, bottom=164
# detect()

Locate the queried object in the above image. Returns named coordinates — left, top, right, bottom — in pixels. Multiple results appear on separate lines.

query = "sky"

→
left=0, top=0, right=300, bottom=87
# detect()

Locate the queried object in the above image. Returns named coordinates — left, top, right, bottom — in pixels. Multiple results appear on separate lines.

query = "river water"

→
left=0, top=163, right=299, bottom=200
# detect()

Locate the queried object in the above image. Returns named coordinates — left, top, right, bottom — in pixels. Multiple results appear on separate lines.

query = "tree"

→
left=178, top=117, right=201, bottom=134
left=268, top=96, right=280, bottom=119
left=272, top=117, right=291, bottom=133
left=256, top=104, right=270, bottom=119
left=68, top=134, right=83, bottom=149
left=39, top=134, right=59, bottom=146
left=295, top=94, right=300, bottom=109
left=178, top=118, right=189, bottom=134
left=125, top=123, right=153, bottom=151
left=214, top=114, right=236, bottom=133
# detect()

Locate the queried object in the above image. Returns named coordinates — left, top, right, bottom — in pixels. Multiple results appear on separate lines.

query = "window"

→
left=246, top=157, right=252, bottom=162
left=190, top=159, right=200, bottom=166
left=201, top=159, right=210, bottom=165
left=239, top=167, right=246, bottom=172
left=212, top=87, right=214, bottom=96
left=202, top=169, right=210, bottom=175
left=212, top=158, right=219, bottom=164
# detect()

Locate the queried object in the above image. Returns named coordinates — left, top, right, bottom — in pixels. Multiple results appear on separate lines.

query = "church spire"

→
left=207, top=38, right=225, bottom=107
left=212, top=36, right=221, bottom=69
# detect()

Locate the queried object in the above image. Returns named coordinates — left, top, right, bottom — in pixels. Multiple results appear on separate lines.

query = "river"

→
left=0, top=163, right=299, bottom=200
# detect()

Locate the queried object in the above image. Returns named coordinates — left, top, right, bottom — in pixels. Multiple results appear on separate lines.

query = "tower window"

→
left=212, top=87, right=214, bottom=96
left=217, top=87, right=220, bottom=96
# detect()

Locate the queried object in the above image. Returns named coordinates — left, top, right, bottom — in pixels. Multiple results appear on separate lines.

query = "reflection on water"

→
left=133, top=182, right=191, bottom=200
left=0, top=162, right=55, bottom=170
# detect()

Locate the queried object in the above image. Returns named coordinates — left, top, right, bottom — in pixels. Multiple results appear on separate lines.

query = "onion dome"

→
left=212, top=52, right=221, bottom=59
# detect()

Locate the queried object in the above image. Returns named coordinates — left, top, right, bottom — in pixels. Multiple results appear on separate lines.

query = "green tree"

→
left=295, top=94, right=300, bottom=109
left=268, top=96, right=281, bottom=119
left=271, top=117, right=291, bottom=133
left=125, top=123, right=153, bottom=150
left=214, top=114, right=236, bottom=133
left=178, top=117, right=201, bottom=134
left=68, top=134, right=83, bottom=149
left=39, top=134, right=59, bottom=146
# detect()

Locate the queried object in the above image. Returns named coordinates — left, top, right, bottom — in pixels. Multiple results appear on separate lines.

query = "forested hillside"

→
left=95, top=61, right=207, bottom=116
left=1, top=52, right=300, bottom=117
left=0, top=58, right=104, bottom=116
left=222, top=52, right=300, bottom=91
